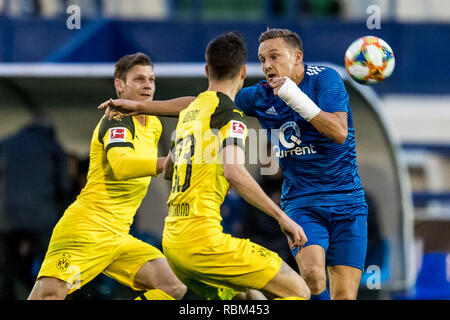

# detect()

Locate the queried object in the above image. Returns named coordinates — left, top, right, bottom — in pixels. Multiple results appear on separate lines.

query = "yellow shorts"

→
left=162, top=232, right=283, bottom=300
left=37, top=212, right=165, bottom=294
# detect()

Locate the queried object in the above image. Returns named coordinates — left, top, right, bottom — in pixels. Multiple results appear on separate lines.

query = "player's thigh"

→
left=295, top=244, right=327, bottom=292
left=103, top=234, right=165, bottom=291
left=326, top=204, right=367, bottom=299
left=163, top=234, right=283, bottom=297
left=36, top=222, right=115, bottom=294
left=163, top=255, right=236, bottom=300
left=327, top=265, right=362, bottom=300
left=261, top=260, right=310, bottom=299
left=327, top=205, right=368, bottom=271
left=285, top=206, right=330, bottom=258
left=287, top=207, right=328, bottom=283
left=28, top=276, right=69, bottom=300
left=134, top=257, right=185, bottom=292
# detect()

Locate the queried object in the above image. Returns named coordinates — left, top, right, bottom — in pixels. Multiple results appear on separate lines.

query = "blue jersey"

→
left=235, top=65, right=365, bottom=208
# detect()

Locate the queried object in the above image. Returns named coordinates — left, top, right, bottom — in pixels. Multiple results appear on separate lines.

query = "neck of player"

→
left=207, top=78, right=242, bottom=102
left=292, top=64, right=305, bottom=85
left=134, top=114, right=146, bottom=126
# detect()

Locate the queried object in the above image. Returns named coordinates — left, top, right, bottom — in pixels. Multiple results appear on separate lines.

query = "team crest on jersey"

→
left=279, top=121, right=302, bottom=149
left=229, top=120, right=246, bottom=139
left=251, top=244, right=270, bottom=258
left=273, top=121, right=317, bottom=158
left=109, top=127, right=126, bottom=143
left=56, top=253, right=71, bottom=271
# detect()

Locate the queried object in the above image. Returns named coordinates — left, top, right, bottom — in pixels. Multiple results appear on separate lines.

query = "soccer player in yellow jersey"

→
left=160, top=32, right=310, bottom=300
left=28, top=53, right=187, bottom=300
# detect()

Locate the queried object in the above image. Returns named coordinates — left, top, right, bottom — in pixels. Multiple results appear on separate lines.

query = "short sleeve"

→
left=235, top=86, right=258, bottom=117
left=98, top=117, right=135, bottom=153
left=317, top=68, right=349, bottom=113
left=210, top=92, right=248, bottom=151
left=218, top=119, right=248, bottom=151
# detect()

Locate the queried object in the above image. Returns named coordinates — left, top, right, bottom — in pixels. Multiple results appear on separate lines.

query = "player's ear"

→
left=295, top=49, right=303, bottom=66
left=205, top=65, right=210, bottom=79
left=240, top=64, right=247, bottom=80
left=114, top=78, right=125, bottom=95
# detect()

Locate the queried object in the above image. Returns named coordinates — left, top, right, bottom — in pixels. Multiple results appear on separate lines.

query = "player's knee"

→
left=28, top=279, right=68, bottom=300
left=295, top=281, right=311, bottom=300
left=160, top=281, right=187, bottom=300
left=283, top=268, right=311, bottom=300
left=39, top=290, right=66, bottom=300
left=301, top=265, right=326, bottom=292
left=174, top=282, right=188, bottom=300
left=332, top=288, right=357, bottom=300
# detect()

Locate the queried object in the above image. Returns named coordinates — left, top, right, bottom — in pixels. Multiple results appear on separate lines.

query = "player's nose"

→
left=262, top=59, right=272, bottom=71
left=142, top=78, right=153, bottom=89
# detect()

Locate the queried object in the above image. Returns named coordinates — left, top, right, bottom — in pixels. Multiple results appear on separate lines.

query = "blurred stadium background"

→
left=0, top=0, right=449, bottom=300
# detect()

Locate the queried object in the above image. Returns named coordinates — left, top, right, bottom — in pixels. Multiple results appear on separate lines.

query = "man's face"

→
left=118, top=64, right=155, bottom=101
left=258, top=38, right=302, bottom=86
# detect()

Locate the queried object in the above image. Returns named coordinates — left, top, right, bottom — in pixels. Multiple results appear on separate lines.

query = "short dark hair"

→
left=114, top=52, right=153, bottom=81
left=259, top=28, right=303, bottom=51
left=205, top=31, right=247, bottom=80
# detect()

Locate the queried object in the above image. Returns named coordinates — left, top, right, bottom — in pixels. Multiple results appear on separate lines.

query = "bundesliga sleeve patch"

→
left=108, top=127, right=127, bottom=143
left=229, top=120, right=246, bottom=140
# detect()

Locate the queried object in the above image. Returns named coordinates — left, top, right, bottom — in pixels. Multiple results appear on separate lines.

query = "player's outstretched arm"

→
left=162, top=150, right=174, bottom=181
left=271, top=77, right=348, bottom=144
left=107, top=147, right=164, bottom=180
left=221, top=145, right=307, bottom=249
left=98, top=97, right=196, bottom=120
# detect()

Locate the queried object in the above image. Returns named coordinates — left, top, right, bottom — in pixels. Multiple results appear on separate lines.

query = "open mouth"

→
left=267, top=73, right=277, bottom=81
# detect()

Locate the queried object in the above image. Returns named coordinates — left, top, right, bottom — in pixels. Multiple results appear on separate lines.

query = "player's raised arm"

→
left=221, top=144, right=307, bottom=249
left=271, top=76, right=348, bottom=144
left=98, top=97, right=196, bottom=120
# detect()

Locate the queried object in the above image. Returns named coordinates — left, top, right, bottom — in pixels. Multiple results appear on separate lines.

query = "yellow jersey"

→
left=163, top=91, right=248, bottom=247
left=64, top=115, right=162, bottom=234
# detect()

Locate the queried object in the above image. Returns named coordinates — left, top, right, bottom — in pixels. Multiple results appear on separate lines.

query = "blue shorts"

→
left=284, top=202, right=368, bottom=271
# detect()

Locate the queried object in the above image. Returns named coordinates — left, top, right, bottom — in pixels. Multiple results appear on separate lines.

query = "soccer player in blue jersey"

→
left=99, top=28, right=367, bottom=300
left=234, top=28, right=367, bottom=300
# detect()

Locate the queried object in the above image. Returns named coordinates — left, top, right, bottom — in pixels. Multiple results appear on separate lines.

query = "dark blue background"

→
left=1, top=17, right=449, bottom=94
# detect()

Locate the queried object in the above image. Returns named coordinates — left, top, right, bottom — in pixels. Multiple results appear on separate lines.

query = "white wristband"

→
left=277, top=77, right=321, bottom=121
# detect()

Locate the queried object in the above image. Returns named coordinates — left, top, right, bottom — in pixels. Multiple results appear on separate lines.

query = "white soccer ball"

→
left=345, top=36, right=395, bottom=85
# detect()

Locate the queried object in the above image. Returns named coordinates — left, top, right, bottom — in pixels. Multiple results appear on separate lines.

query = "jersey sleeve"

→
left=317, top=68, right=349, bottom=113
left=98, top=116, right=136, bottom=153
left=235, top=86, right=258, bottom=117
left=210, top=93, right=248, bottom=151
left=106, top=147, right=157, bottom=180
left=98, top=117, right=157, bottom=179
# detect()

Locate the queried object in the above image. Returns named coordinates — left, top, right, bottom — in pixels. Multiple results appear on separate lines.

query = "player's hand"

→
left=98, top=99, right=141, bottom=120
left=270, top=77, right=287, bottom=96
left=271, top=76, right=301, bottom=106
left=278, top=215, right=308, bottom=250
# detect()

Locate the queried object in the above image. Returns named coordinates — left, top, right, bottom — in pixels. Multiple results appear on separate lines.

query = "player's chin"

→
left=139, top=94, right=153, bottom=101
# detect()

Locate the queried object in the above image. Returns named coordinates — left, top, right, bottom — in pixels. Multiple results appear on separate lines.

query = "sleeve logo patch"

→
left=230, top=120, right=246, bottom=139
left=109, top=127, right=126, bottom=143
